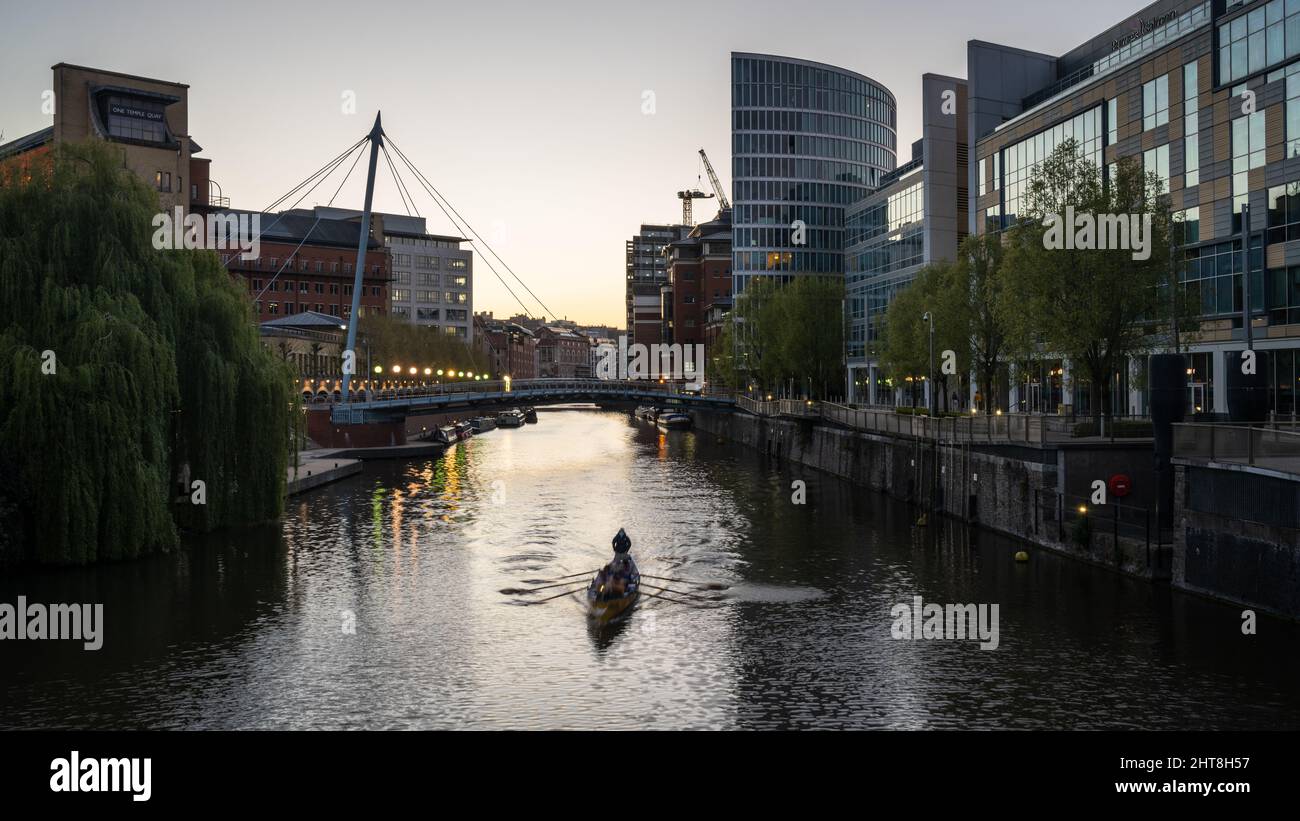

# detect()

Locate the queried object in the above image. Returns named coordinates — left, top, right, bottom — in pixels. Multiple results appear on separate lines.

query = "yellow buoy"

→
left=1015, top=550, right=1030, bottom=562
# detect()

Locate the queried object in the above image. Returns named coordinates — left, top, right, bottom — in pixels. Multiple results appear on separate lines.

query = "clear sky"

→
left=1, top=0, right=1144, bottom=327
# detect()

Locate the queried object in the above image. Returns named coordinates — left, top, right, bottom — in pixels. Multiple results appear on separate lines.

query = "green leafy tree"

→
left=998, top=140, right=1179, bottom=420
left=0, top=140, right=297, bottom=565
left=734, top=276, right=844, bottom=399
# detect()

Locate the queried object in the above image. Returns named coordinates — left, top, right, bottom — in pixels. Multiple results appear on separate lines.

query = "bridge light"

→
left=458, top=371, right=465, bottom=377
left=467, top=372, right=474, bottom=378
left=437, top=369, right=443, bottom=376
left=392, top=365, right=401, bottom=374
left=373, top=365, right=382, bottom=374
left=424, top=367, right=432, bottom=376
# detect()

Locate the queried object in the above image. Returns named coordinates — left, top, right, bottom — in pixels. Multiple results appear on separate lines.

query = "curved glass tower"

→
left=730, top=53, right=896, bottom=299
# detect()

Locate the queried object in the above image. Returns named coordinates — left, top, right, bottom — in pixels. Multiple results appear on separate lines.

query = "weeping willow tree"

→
left=0, top=140, right=297, bottom=566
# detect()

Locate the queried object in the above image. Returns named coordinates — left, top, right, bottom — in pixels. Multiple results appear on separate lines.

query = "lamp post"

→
left=922, top=311, right=935, bottom=416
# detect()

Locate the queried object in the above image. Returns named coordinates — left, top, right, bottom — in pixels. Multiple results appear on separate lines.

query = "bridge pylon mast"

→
left=342, top=112, right=385, bottom=402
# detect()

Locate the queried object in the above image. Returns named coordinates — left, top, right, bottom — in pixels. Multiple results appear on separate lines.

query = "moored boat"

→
left=497, top=410, right=524, bottom=428
left=522, top=406, right=538, bottom=423
left=470, top=416, right=497, bottom=433
left=455, top=421, right=475, bottom=440
left=656, top=411, right=691, bottom=430
left=433, top=425, right=459, bottom=445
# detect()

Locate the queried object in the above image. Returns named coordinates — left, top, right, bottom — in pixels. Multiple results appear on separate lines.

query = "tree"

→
left=0, top=140, right=297, bottom=565
left=733, top=275, right=845, bottom=399
left=998, top=140, right=1177, bottom=420
left=955, top=233, right=1008, bottom=411
left=358, top=313, right=489, bottom=378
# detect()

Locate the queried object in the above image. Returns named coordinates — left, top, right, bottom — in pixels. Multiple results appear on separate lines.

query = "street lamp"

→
left=922, top=311, right=935, bottom=416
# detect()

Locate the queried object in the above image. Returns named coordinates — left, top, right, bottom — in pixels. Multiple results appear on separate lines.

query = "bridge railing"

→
left=740, top=398, right=1046, bottom=444
left=1173, top=423, right=1300, bottom=474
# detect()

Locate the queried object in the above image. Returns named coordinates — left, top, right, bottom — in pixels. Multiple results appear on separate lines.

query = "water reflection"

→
left=1, top=409, right=1298, bottom=729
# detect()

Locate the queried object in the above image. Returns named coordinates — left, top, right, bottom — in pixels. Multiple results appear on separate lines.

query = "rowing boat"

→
left=585, top=557, right=640, bottom=624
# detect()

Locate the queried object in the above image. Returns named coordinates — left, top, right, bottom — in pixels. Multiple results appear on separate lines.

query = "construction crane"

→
left=676, top=188, right=713, bottom=227
left=698, top=148, right=730, bottom=210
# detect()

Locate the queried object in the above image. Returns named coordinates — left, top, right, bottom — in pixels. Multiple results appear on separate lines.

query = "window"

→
left=417, top=272, right=438, bottom=286
left=1184, top=62, right=1200, bottom=188
left=300, top=282, right=310, bottom=293
left=1174, top=206, right=1200, bottom=245
left=155, top=171, right=172, bottom=192
left=445, top=292, right=467, bottom=304
left=1107, top=97, right=1118, bottom=144
left=1219, top=0, right=1294, bottom=84
left=1143, top=145, right=1170, bottom=194
left=1142, top=75, right=1169, bottom=130
left=1233, top=110, right=1266, bottom=227
left=978, top=158, right=987, bottom=197
left=416, top=290, right=438, bottom=303
left=448, top=259, right=467, bottom=270
left=392, top=289, right=410, bottom=302
left=450, top=275, right=468, bottom=288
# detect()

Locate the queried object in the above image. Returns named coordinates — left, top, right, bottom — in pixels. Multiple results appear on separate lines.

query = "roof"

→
left=218, top=210, right=382, bottom=250
left=0, top=126, right=53, bottom=160
left=52, top=62, right=189, bottom=89
left=260, top=310, right=346, bottom=329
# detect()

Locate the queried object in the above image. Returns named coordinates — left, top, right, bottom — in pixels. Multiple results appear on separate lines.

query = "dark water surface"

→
left=3, top=408, right=1298, bottom=729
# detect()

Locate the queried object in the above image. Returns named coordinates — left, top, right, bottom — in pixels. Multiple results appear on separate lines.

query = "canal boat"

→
left=455, top=421, right=475, bottom=440
left=470, top=416, right=497, bottom=433
left=433, top=425, right=459, bottom=445
left=522, top=406, right=538, bottom=423
left=497, top=410, right=525, bottom=428
left=656, top=411, right=692, bottom=430
left=634, top=405, right=659, bottom=421
left=585, top=556, right=640, bottom=624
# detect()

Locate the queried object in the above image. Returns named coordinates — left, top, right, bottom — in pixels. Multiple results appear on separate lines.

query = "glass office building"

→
left=730, top=53, right=897, bottom=300
left=970, top=0, right=1300, bottom=415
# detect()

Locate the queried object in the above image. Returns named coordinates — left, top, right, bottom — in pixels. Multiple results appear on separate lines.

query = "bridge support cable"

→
left=380, top=142, right=419, bottom=219
left=386, top=137, right=557, bottom=321
left=384, top=138, right=541, bottom=321
left=252, top=139, right=369, bottom=302
left=221, top=136, right=368, bottom=272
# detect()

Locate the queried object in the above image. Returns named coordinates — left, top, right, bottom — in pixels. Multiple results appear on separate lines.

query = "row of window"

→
left=732, top=179, right=871, bottom=206
left=732, top=252, right=842, bottom=277
left=732, top=204, right=844, bottom=228
left=732, top=57, right=893, bottom=102
left=845, top=180, right=923, bottom=246
left=733, top=226, right=841, bottom=252
left=732, top=156, right=884, bottom=187
left=1219, top=0, right=1300, bottom=84
left=390, top=289, right=469, bottom=304
left=249, top=280, right=382, bottom=298
left=732, top=108, right=896, bottom=149
left=733, top=132, right=892, bottom=165
left=256, top=302, right=384, bottom=318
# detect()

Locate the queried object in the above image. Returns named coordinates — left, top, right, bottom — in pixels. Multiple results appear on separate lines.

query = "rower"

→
left=610, top=529, right=632, bottom=571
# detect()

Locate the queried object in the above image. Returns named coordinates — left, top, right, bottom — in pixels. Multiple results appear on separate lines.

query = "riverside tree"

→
left=998, top=140, right=1182, bottom=420
left=734, top=275, right=844, bottom=399
left=0, top=141, right=297, bottom=565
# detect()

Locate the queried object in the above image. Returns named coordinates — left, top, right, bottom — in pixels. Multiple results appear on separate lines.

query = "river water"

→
left=3, top=408, right=1299, bottom=729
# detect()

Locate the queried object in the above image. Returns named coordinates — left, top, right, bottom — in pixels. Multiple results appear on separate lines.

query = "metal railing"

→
left=743, top=399, right=1047, bottom=444
left=1172, top=423, right=1300, bottom=472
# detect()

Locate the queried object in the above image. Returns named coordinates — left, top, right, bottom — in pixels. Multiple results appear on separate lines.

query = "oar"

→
left=500, top=577, right=591, bottom=595
left=522, top=569, right=599, bottom=584
left=639, top=574, right=729, bottom=591
left=639, top=582, right=718, bottom=601
left=639, top=589, right=716, bottom=609
left=512, top=587, right=583, bottom=606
